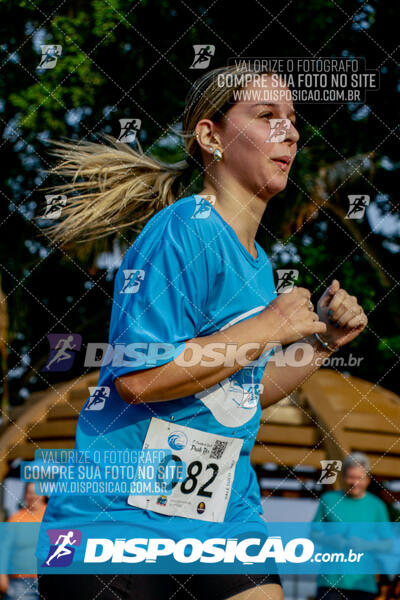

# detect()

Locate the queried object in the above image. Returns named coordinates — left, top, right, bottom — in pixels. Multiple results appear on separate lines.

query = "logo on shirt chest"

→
left=229, top=379, right=262, bottom=409
left=195, top=367, right=262, bottom=428
left=195, top=309, right=267, bottom=427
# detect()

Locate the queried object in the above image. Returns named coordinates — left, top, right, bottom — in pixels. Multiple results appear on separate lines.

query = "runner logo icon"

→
left=85, top=386, right=110, bottom=411
left=42, top=334, right=82, bottom=372
left=42, top=529, right=82, bottom=567
left=318, top=460, right=342, bottom=484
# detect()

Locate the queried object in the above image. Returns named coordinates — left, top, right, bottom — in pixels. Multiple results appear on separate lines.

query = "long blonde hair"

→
left=41, top=63, right=263, bottom=247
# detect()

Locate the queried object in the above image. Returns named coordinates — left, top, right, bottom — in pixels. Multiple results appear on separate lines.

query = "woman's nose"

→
left=286, top=124, right=300, bottom=144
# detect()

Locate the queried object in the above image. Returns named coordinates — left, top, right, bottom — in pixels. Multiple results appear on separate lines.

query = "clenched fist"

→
left=262, top=286, right=327, bottom=346
left=317, top=279, right=368, bottom=349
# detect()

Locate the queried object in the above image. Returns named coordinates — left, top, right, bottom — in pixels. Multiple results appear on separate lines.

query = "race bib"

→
left=127, top=417, right=243, bottom=522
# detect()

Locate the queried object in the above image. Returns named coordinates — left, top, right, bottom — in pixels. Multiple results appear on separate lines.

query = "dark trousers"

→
left=38, top=573, right=282, bottom=600
left=316, top=586, right=377, bottom=600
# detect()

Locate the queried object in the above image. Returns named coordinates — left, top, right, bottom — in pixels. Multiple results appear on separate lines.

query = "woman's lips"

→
left=271, top=156, right=291, bottom=171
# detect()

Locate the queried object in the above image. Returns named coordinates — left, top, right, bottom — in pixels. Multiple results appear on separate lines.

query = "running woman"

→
left=37, top=64, right=368, bottom=600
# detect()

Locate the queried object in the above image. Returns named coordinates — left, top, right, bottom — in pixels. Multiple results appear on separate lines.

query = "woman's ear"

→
left=195, top=119, right=211, bottom=148
left=210, top=132, right=223, bottom=147
left=195, top=119, right=222, bottom=151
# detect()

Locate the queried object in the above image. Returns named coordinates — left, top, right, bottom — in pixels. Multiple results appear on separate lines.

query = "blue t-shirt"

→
left=39, top=194, right=277, bottom=548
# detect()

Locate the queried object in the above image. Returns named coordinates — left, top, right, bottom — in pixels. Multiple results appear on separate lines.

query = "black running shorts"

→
left=38, top=572, right=282, bottom=599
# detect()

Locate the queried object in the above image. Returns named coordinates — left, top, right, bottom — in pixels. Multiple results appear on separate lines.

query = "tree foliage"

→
left=0, top=0, right=399, bottom=402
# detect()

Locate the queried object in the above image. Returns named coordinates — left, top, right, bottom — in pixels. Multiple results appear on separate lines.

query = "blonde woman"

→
left=37, top=65, right=368, bottom=600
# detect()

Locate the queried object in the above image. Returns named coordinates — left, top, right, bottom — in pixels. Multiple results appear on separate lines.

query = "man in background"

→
left=313, top=452, right=392, bottom=600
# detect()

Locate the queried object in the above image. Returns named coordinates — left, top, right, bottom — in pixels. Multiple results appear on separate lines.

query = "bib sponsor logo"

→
left=197, top=502, right=206, bottom=514
left=167, top=431, right=188, bottom=450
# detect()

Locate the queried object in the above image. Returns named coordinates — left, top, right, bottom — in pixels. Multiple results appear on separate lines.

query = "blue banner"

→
left=0, top=522, right=398, bottom=575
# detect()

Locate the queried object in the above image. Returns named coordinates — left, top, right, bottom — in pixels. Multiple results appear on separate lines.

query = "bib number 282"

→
left=158, top=454, right=218, bottom=497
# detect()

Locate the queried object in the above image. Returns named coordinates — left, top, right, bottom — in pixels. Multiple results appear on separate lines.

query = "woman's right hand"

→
left=259, top=287, right=327, bottom=346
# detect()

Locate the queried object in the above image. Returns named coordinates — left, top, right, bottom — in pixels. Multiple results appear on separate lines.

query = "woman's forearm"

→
left=115, top=311, right=273, bottom=404
left=259, top=335, right=334, bottom=408
left=115, top=287, right=326, bottom=404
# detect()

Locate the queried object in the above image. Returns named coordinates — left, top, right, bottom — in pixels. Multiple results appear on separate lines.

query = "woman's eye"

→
left=260, top=113, right=273, bottom=119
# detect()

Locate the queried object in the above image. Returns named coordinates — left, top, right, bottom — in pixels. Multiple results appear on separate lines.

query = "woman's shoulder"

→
left=166, top=194, right=222, bottom=238
left=129, top=195, right=219, bottom=253
left=120, top=195, right=217, bottom=270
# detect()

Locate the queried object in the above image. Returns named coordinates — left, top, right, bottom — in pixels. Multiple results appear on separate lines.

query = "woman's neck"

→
left=200, top=180, right=270, bottom=257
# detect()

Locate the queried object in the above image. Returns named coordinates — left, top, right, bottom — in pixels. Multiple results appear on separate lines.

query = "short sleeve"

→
left=374, top=499, right=393, bottom=540
left=109, top=215, right=208, bottom=380
left=312, top=497, right=327, bottom=522
left=376, top=499, right=391, bottom=522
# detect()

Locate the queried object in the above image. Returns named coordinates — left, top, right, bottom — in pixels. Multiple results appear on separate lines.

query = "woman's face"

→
left=216, top=74, right=299, bottom=199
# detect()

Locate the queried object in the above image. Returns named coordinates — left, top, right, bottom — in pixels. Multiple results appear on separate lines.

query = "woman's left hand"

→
left=316, top=279, right=368, bottom=350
